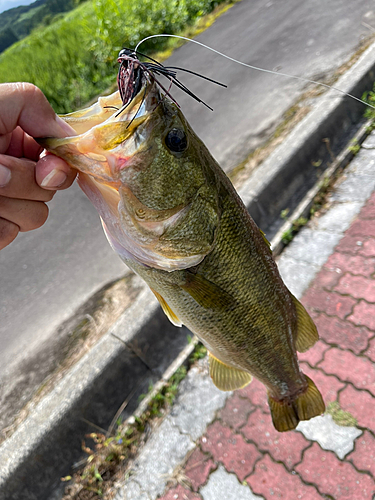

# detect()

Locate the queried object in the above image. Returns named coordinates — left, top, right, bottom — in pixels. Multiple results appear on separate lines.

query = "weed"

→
left=281, top=216, right=308, bottom=244
left=326, top=401, right=357, bottom=427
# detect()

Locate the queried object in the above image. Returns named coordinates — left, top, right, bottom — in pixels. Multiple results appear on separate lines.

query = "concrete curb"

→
left=1, top=40, right=375, bottom=500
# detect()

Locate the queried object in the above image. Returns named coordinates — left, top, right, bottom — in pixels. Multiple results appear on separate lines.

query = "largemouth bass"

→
left=39, top=50, right=325, bottom=432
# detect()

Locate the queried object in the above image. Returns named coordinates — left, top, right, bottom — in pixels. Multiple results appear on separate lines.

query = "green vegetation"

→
left=0, top=0, right=230, bottom=113
left=280, top=209, right=308, bottom=244
left=0, top=0, right=85, bottom=53
left=326, top=401, right=357, bottom=427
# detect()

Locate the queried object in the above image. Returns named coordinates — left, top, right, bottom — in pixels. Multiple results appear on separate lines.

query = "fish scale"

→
left=38, top=52, right=325, bottom=432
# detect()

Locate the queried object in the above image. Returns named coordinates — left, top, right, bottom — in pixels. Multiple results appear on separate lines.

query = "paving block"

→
left=365, top=337, right=375, bottom=363
left=329, top=173, right=375, bottom=203
left=324, top=252, right=375, bottom=277
left=313, top=313, right=371, bottom=353
left=169, top=367, right=229, bottom=441
left=297, top=414, right=361, bottom=459
left=237, top=378, right=269, bottom=413
left=346, top=150, right=375, bottom=177
left=299, top=362, right=345, bottom=403
left=319, top=348, right=375, bottom=395
left=246, top=454, right=323, bottom=499
left=295, top=442, right=375, bottom=499
left=280, top=230, right=342, bottom=267
left=347, top=219, right=375, bottom=238
left=276, top=257, right=319, bottom=298
left=315, top=202, right=362, bottom=233
left=201, top=421, right=261, bottom=481
left=184, top=447, right=216, bottom=492
left=218, top=392, right=255, bottom=430
left=298, top=340, right=330, bottom=367
left=334, top=273, right=375, bottom=303
left=158, top=485, right=202, bottom=500
left=339, top=385, right=375, bottom=432
left=112, top=480, right=150, bottom=500
left=347, top=431, right=375, bottom=478
left=200, top=465, right=264, bottom=500
left=241, top=408, right=310, bottom=470
left=335, top=234, right=364, bottom=255
left=358, top=238, right=375, bottom=257
left=348, top=300, right=375, bottom=331
left=302, top=288, right=356, bottom=319
left=310, top=267, right=342, bottom=290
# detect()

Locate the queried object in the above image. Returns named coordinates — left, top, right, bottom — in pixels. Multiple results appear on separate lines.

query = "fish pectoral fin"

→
left=208, top=352, right=252, bottom=391
left=180, top=272, right=236, bottom=311
left=292, top=295, right=319, bottom=353
left=268, top=375, right=325, bottom=432
left=259, top=228, right=272, bottom=253
left=151, top=289, right=183, bottom=327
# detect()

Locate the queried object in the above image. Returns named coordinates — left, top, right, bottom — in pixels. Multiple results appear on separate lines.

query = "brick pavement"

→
left=157, top=178, right=375, bottom=497
left=116, top=137, right=375, bottom=500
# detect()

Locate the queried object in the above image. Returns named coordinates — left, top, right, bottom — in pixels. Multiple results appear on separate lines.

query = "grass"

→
left=326, top=401, right=357, bottom=427
left=61, top=341, right=207, bottom=499
left=0, top=0, right=234, bottom=114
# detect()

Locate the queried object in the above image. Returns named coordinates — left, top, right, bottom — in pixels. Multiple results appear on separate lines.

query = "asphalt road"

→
left=1, top=0, right=374, bottom=413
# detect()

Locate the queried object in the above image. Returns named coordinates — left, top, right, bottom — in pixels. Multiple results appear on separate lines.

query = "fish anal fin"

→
left=180, top=272, right=236, bottom=311
left=151, top=289, right=182, bottom=327
left=268, top=375, right=325, bottom=432
left=208, top=352, right=252, bottom=391
left=292, top=295, right=319, bottom=353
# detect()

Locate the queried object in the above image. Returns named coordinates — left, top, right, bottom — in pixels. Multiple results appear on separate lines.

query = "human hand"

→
left=0, top=82, right=76, bottom=250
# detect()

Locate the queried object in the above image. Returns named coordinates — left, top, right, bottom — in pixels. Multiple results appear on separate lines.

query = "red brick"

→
left=358, top=239, right=375, bottom=257
left=184, top=448, right=216, bottom=492
left=313, top=313, right=371, bottom=353
left=339, top=384, right=375, bottom=431
left=295, top=443, right=374, bottom=499
left=334, top=274, right=375, bottom=303
left=302, top=288, right=356, bottom=319
left=347, top=431, right=375, bottom=477
left=348, top=300, right=375, bottom=331
left=310, top=268, right=342, bottom=290
left=365, top=337, right=375, bottom=363
left=241, top=408, right=310, bottom=470
left=324, top=252, right=375, bottom=277
left=298, top=340, right=330, bottom=366
left=335, top=235, right=363, bottom=255
left=238, top=378, right=269, bottom=413
left=319, top=348, right=375, bottom=395
left=347, top=219, right=375, bottom=238
left=158, top=485, right=201, bottom=500
left=299, top=362, right=345, bottom=403
left=201, top=421, right=261, bottom=481
left=218, top=392, right=254, bottom=430
left=359, top=204, right=375, bottom=219
left=246, top=454, right=323, bottom=499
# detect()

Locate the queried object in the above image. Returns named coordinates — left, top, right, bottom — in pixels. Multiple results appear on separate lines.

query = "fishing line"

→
left=135, top=34, right=375, bottom=111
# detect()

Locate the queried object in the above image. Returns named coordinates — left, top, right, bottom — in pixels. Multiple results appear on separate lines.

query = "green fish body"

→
left=39, top=60, right=324, bottom=431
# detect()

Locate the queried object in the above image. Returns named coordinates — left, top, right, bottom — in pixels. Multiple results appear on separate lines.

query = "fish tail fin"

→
left=268, top=375, right=325, bottom=432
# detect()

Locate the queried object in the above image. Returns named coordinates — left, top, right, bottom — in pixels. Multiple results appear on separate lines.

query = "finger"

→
left=36, top=154, right=77, bottom=190
left=0, top=196, right=49, bottom=232
left=5, top=126, right=43, bottom=160
left=0, top=154, right=54, bottom=202
left=0, top=218, right=19, bottom=250
left=0, top=83, right=75, bottom=139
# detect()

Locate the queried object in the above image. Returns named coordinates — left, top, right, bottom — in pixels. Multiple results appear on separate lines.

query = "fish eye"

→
left=165, top=128, right=188, bottom=153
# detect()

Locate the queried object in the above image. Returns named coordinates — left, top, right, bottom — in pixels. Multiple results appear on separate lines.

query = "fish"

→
left=38, top=49, right=325, bottom=432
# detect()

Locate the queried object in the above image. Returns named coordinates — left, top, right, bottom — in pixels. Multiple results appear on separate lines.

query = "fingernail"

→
left=0, top=164, right=11, bottom=187
left=55, top=115, right=76, bottom=136
left=41, top=169, right=67, bottom=188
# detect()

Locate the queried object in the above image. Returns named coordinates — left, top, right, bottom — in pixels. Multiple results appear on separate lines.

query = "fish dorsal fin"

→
left=208, top=352, right=252, bottom=391
left=259, top=228, right=272, bottom=252
left=291, top=295, right=319, bottom=353
left=180, top=272, right=236, bottom=311
left=151, top=289, right=182, bottom=327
